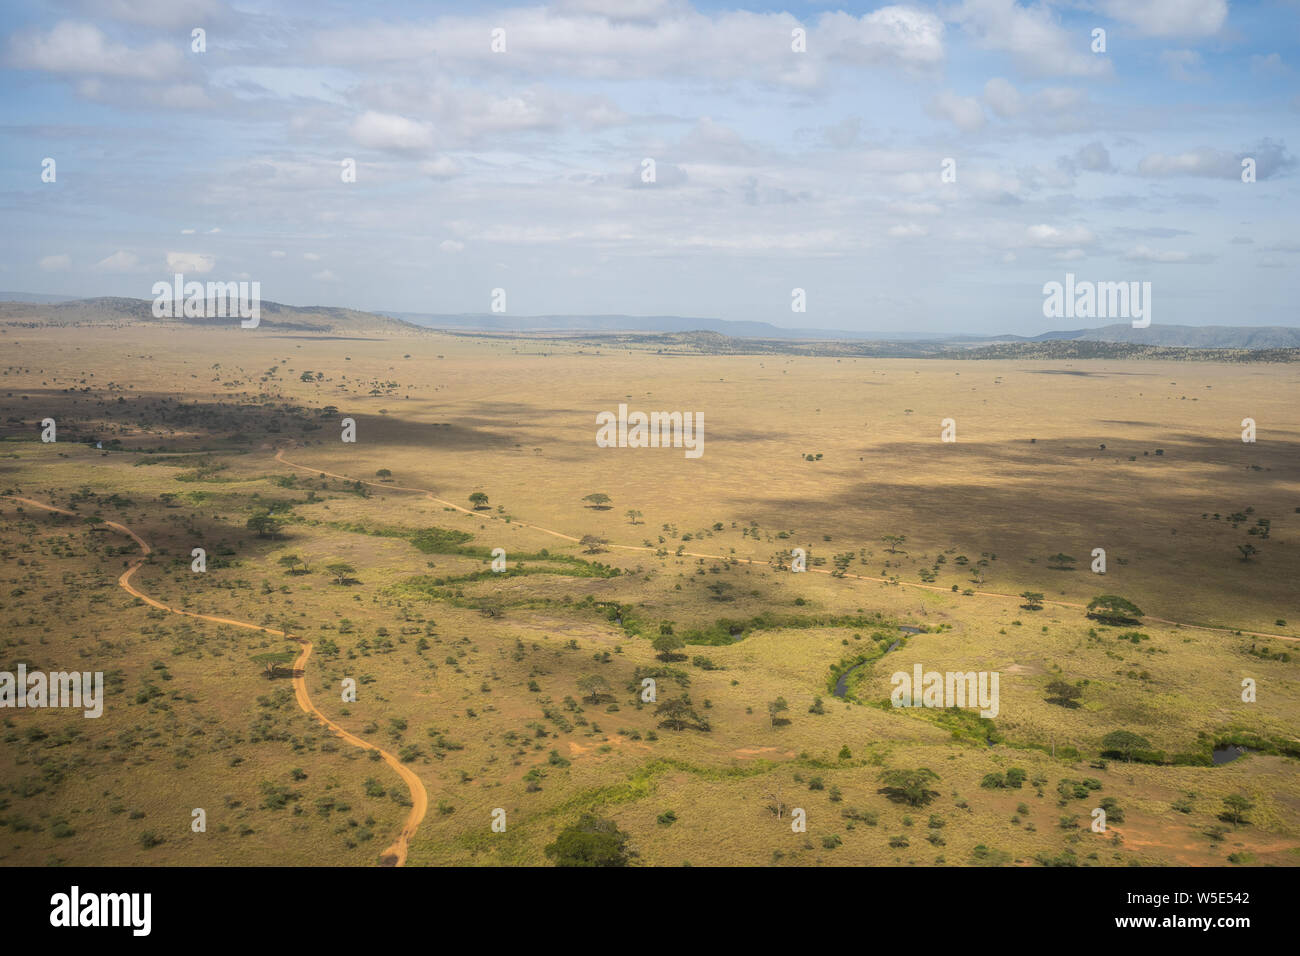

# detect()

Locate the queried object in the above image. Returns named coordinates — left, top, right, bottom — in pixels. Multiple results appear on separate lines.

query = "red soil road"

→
left=274, top=448, right=1298, bottom=644
left=2, top=494, right=428, bottom=867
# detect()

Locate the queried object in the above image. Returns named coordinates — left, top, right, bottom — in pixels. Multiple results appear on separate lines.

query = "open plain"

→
left=1, top=321, right=1297, bottom=867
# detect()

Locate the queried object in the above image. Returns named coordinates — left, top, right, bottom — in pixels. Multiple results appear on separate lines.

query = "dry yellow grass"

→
left=1, top=324, right=1296, bottom=866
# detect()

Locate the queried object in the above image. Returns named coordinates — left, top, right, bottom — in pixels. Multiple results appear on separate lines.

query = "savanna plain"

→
left=1, top=321, right=1297, bottom=867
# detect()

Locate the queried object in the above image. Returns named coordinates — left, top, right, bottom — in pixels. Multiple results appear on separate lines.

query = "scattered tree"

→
left=1087, top=595, right=1144, bottom=625
left=544, top=814, right=631, bottom=867
left=576, top=674, right=609, bottom=705
left=246, top=512, right=282, bottom=539
left=1100, top=730, right=1152, bottom=762
left=326, top=562, right=356, bottom=585
left=468, top=492, right=489, bottom=510
left=767, top=697, right=789, bottom=728
left=654, top=695, right=707, bottom=731
left=651, top=631, right=685, bottom=662
left=1221, top=794, right=1253, bottom=827
left=1020, top=591, right=1044, bottom=611
left=1045, top=679, right=1082, bottom=708
left=878, top=768, right=940, bottom=807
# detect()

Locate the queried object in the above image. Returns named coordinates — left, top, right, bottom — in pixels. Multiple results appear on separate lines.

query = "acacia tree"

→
left=1238, top=544, right=1259, bottom=562
left=654, top=695, right=707, bottom=731
left=878, top=768, right=940, bottom=807
left=1020, top=591, right=1045, bottom=610
left=576, top=674, right=609, bottom=705
left=279, top=554, right=306, bottom=575
left=468, top=492, right=489, bottom=510
left=767, top=697, right=789, bottom=728
left=625, top=509, right=643, bottom=525
left=326, top=562, right=356, bottom=585
left=582, top=493, right=612, bottom=510
left=252, top=651, right=294, bottom=680
left=1101, top=730, right=1152, bottom=762
left=246, top=512, right=281, bottom=539
left=882, top=534, right=907, bottom=554
left=651, top=632, right=685, bottom=662
left=1221, top=794, right=1253, bottom=826
left=1087, top=595, right=1144, bottom=625
left=1048, top=552, right=1077, bottom=570
left=1045, top=679, right=1082, bottom=708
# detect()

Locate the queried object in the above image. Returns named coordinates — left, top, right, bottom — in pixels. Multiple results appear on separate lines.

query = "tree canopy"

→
left=544, top=814, right=631, bottom=867
left=1087, top=594, right=1144, bottom=625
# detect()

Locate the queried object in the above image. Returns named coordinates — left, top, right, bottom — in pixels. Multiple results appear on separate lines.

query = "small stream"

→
left=832, top=629, right=914, bottom=697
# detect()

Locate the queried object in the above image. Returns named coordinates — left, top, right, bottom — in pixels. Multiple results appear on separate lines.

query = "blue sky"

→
left=2, top=0, right=1297, bottom=334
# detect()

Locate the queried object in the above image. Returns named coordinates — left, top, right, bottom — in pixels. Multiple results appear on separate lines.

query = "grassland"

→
left=1, top=322, right=1297, bottom=867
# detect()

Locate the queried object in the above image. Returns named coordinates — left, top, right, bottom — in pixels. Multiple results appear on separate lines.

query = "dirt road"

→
left=2, top=494, right=428, bottom=867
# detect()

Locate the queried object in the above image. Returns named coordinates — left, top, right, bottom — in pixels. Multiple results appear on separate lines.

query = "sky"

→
left=1, top=0, right=1297, bottom=334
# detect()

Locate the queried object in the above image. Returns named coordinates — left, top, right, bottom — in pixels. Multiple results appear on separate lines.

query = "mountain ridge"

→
left=3, top=295, right=1299, bottom=348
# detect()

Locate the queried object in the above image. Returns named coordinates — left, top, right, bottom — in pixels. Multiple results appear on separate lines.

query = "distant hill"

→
left=385, top=311, right=1300, bottom=348
left=0, top=297, right=419, bottom=334
left=380, top=310, right=940, bottom=340
left=3, top=294, right=1297, bottom=348
left=1030, top=324, right=1300, bottom=349
left=0, top=291, right=83, bottom=304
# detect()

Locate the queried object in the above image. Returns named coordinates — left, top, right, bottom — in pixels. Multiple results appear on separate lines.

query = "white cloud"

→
left=84, top=0, right=227, bottom=30
left=1134, top=142, right=1299, bottom=181
left=983, top=77, right=1023, bottom=117
left=7, top=21, right=184, bottom=80
left=439, top=239, right=465, bottom=253
left=303, top=252, right=320, bottom=261
left=1126, top=244, right=1197, bottom=263
left=888, top=223, right=928, bottom=238
left=312, top=269, right=338, bottom=281
left=39, top=254, right=70, bottom=271
left=950, top=0, right=1109, bottom=78
left=1024, top=223, right=1095, bottom=247
left=311, top=5, right=944, bottom=90
left=1097, top=0, right=1227, bottom=38
left=92, top=249, right=139, bottom=271
left=166, top=251, right=215, bottom=273
left=420, top=156, right=463, bottom=179
left=819, top=7, right=946, bottom=71
left=350, top=110, right=435, bottom=151
left=929, top=90, right=985, bottom=131
left=270, top=250, right=286, bottom=258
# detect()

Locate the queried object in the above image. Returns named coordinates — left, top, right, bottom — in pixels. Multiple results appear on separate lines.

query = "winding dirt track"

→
left=276, top=448, right=1298, bottom=644
left=2, top=494, right=428, bottom=867
left=5, top=449, right=1288, bottom=865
